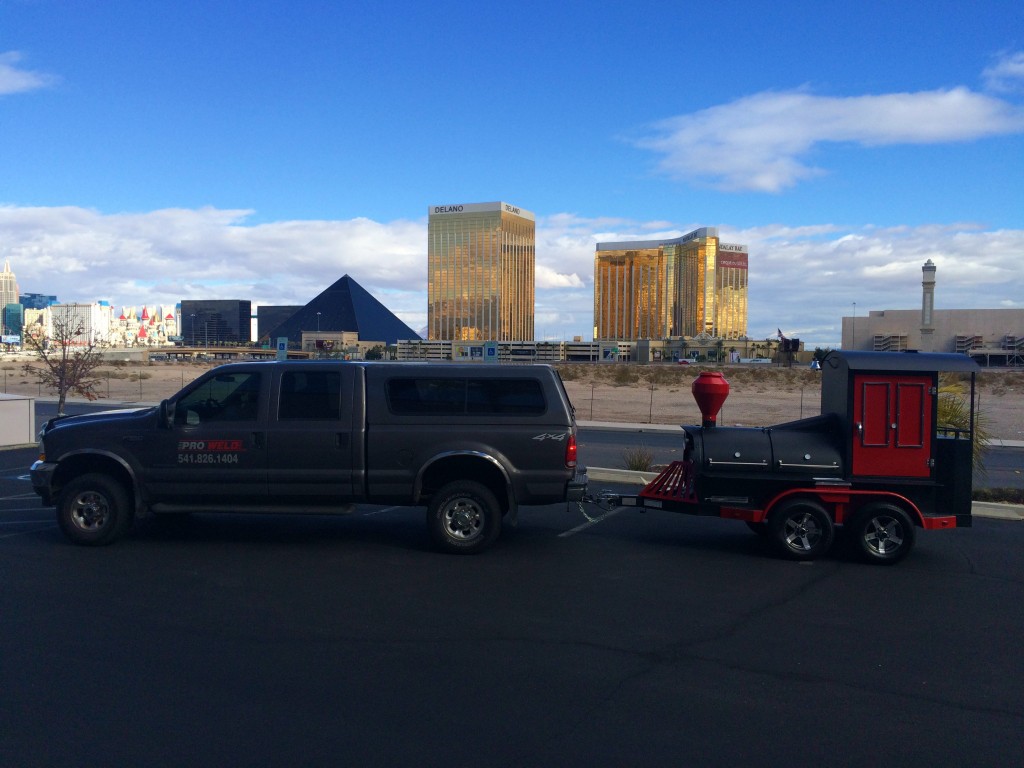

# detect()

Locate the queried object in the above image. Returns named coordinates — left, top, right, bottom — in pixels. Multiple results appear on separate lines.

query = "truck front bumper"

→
left=30, top=460, right=57, bottom=506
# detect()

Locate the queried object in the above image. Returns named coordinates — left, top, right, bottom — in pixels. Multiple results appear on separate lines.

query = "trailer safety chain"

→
left=574, top=490, right=623, bottom=522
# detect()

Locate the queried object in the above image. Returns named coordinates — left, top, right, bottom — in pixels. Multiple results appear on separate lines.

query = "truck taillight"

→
left=566, top=433, right=577, bottom=468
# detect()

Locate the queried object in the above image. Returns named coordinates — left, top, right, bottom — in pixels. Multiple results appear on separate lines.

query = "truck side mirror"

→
left=159, top=399, right=175, bottom=429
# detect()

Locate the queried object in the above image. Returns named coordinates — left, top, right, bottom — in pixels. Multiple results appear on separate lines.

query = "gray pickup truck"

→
left=31, top=361, right=587, bottom=554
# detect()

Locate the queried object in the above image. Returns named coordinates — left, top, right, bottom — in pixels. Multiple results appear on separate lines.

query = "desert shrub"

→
left=972, top=488, right=1024, bottom=505
left=648, top=365, right=683, bottom=387
left=611, top=365, right=640, bottom=386
left=555, top=364, right=582, bottom=382
left=99, top=369, right=132, bottom=380
left=622, top=445, right=654, bottom=471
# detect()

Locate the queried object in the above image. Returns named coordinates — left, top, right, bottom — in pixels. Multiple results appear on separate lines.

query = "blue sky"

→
left=2, top=0, right=1022, bottom=345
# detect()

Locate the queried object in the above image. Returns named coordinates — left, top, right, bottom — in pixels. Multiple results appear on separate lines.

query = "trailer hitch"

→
left=571, top=489, right=627, bottom=522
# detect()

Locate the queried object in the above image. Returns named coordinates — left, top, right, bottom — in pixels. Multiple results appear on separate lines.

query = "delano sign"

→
left=429, top=201, right=535, bottom=221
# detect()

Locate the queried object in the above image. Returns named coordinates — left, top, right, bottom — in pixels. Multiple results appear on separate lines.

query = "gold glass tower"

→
left=594, top=228, right=747, bottom=340
left=428, top=202, right=535, bottom=341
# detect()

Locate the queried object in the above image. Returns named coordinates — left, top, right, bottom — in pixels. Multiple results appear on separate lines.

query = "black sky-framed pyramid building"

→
left=260, top=274, right=419, bottom=346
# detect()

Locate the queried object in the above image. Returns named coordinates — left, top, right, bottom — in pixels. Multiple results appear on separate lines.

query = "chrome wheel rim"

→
left=863, top=515, right=905, bottom=556
left=441, top=497, right=484, bottom=542
left=783, top=512, right=824, bottom=552
left=69, top=491, right=111, bottom=532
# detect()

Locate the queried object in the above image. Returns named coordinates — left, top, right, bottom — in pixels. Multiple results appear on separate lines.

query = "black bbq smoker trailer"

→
left=587, top=350, right=980, bottom=564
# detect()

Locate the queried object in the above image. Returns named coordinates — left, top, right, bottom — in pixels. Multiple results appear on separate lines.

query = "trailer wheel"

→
left=769, top=499, right=834, bottom=560
left=427, top=481, right=502, bottom=555
left=849, top=503, right=916, bottom=565
left=56, top=474, right=133, bottom=546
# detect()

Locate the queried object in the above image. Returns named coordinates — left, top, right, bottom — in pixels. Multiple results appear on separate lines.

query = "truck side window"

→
left=279, top=370, right=342, bottom=420
left=467, top=378, right=546, bottom=415
left=386, top=377, right=546, bottom=415
left=387, top=378, right=466, bottom=414
left=175, top=372, right=262, bottom=425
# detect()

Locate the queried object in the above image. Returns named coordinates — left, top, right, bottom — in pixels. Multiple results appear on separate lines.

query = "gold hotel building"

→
left=593, top=227, right=748, bottom=340
left=427, top=202, right=535, bottom=341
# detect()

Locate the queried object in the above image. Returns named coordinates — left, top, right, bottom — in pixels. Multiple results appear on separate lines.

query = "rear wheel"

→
left=427, top=481, right=502, bottom=555
left=56, top=474, right=133, bottom=546
left=769, top=499, right=834, bottom=560
left=849, top=503, right=916, bottom=565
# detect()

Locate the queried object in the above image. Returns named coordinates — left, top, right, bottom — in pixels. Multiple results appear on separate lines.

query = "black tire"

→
left=427, top=480, right=502, bottom=555
left=56, top=474, right=133, bottom=546
left=769, top=498, right=834, bottom=560
left=849, top=503, right=916, bottom=565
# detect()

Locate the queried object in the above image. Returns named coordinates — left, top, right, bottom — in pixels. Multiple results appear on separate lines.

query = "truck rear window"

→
left=387, top=377, right=546, bottom=415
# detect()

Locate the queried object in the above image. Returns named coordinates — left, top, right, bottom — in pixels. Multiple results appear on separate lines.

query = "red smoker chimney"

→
left=691, top=371, right=730, bottom=428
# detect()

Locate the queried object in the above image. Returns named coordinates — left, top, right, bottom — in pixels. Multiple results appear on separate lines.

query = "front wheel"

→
left=56, top=474, right=133, bottom=546
left=427, top=481, right=502, bottom=555
left=769, top=499, right=834, bottom=561
left=849, top=503, right=916, bottom=565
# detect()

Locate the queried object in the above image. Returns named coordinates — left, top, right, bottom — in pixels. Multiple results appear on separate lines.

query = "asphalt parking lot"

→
left=2, top=447, right=1023, bottom=767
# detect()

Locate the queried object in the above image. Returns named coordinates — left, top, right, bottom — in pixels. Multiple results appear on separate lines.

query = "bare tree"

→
left=23, top=313, right=104, bottom=415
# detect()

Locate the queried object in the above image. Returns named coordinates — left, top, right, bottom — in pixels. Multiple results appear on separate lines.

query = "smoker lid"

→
left=823, top=350, right=979, bottom=374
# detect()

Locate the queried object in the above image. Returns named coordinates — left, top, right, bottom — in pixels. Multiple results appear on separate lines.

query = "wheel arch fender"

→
left=51, top=450, right=143, bottom=516
left=762, top=487, right=924, bottom=527
left=415, top=451, right=515, bottom=517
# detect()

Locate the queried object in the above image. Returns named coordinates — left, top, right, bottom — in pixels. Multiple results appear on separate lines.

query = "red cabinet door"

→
left=852, top=375, right=932, bottom=478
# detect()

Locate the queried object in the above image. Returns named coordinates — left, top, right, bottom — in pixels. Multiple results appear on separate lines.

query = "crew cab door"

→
left=265, top=366, right=356, bottom=502
left=140, top=369, right=270, bottom=503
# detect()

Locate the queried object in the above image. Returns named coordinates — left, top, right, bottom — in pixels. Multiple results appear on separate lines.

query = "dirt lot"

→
left=2, top=356, right=1022, bottom=441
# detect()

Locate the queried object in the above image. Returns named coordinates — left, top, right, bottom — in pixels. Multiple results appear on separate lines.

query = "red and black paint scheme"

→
left=614, top=350, right=979, bottom=564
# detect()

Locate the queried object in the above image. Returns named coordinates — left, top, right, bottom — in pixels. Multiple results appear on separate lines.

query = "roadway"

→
left=1, top=443, right=1023, bottom=766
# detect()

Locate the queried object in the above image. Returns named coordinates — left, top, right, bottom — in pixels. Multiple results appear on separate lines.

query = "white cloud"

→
left=983, top=51, right=1024, bottom=94
left=0, top=51, right=57, bottom=95
left=2, top=205, right=1021, bottom=346
left=732, top=223, right=1024, bottom=344
left=636, top=81, right=1024, bottom=192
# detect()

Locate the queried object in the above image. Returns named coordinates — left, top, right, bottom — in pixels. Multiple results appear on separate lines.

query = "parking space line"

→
left=0, top=525, right=56, bottom=539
